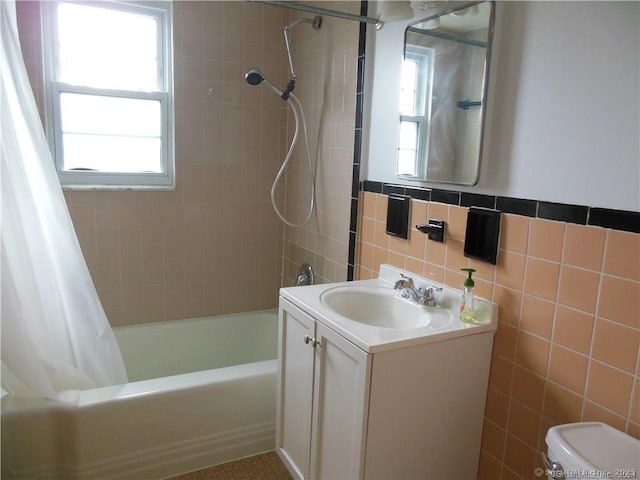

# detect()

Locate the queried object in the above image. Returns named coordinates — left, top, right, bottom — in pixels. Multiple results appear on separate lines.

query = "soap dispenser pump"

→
left=460, top=268, right=476, bottom=323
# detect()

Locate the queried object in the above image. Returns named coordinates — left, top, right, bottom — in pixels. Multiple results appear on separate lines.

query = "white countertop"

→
left=279, top=264, right=498, bottom=353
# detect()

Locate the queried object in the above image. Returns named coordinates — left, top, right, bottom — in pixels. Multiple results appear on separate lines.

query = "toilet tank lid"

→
left=546, top=422, right=640, bottom=473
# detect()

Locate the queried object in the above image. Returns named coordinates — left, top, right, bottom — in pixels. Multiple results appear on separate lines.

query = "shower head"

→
left=245, top=68, right=264, bottom=86
left=244, top=68, right=286, bottom=99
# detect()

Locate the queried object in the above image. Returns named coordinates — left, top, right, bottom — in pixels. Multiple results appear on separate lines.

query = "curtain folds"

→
left=1, top=0, right=128, bottom=401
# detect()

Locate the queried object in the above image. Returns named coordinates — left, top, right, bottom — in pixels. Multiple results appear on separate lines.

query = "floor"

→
left=167, top=451, right=293, bottom=480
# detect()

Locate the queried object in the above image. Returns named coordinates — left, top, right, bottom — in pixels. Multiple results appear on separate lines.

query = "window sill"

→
left=61, top=184, right=176, bottom=191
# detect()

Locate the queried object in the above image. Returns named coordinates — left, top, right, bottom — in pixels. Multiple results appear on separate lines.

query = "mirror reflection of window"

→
left=400, top=59, right=418, bottom=114
left=398, top=1, right=494, bottom=185
left=398, top=48, right=434, bottom=177
left=398, top=121, right=418, bottom=176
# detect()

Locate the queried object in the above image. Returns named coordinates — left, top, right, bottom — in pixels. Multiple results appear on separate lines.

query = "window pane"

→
left=398, top=121, right=418, bottom=176
left=397, top=150, right=417, bottom=176
left=59, top=93, right=162, bottom=173
left=63, top=134, right=162, bottom=173
left=399, top=120, right=418, bottom=149
left=400, top=59, right=418, bottom=115
left=60, top=92, right=161, bottom=137
left=57, top=2, right=159, bottom=91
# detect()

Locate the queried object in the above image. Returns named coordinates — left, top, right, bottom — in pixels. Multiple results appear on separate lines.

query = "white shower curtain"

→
left=1, top=0, right=128, bottom=401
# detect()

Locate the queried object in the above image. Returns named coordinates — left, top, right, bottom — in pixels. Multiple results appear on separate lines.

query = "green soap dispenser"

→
left=460, top=268, right=477, bottom=323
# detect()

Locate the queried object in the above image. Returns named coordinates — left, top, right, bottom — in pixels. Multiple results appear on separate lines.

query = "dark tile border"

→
left=350, top=197, right=359, bottom=232
left=348, top=0, right=369, bottom=280
left=362, top=180, right=383, bottom=193
left=356, top=55, right=366, bottom=93
left=406, top=187, right=430, bottom=201
left=589, top=208, right=640, bottom=233
left=358, top=1, right=368, bottom=57
left=360, top=181, right=640, bottom=234
left=431, top=189, right=460, bottom=205
left=355, top=92, right=364, bottom=129
left=382, top=184, right=406, bottom=196
left=538, top=201, right=588, bottom=225
left=351, top=162, right=361, bottom=198
left=496, top=196, right=537, bottom=217
left=461, top=192, right=496, bottom=209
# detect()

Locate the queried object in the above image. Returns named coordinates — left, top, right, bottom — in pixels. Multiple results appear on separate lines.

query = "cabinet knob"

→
left=304, top=335, right=320, bottom=347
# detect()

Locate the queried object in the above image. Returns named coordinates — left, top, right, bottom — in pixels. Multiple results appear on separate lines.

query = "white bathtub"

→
left=1, top=309, right=279, bottom=480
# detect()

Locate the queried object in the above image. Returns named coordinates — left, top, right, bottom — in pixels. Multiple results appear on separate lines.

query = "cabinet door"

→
left=276, top=299, right=316, bottom=480
left=310, top=322, right=370, bottom=480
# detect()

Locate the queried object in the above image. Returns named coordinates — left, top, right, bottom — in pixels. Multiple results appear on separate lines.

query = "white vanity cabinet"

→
left=276, top=266, right=497, bottom=480
left=277, top=299, right=370, bottom=480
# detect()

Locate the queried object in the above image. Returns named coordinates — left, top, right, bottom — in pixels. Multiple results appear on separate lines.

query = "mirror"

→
left=397, top=1, right=495, bottom=185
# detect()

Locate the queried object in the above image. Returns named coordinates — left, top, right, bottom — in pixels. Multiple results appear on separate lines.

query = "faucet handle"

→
left=422, top=286, right=443, bottom=307
left=394, top=273, right=415, bottom=290
left=400, top=273, right=415, bottom=286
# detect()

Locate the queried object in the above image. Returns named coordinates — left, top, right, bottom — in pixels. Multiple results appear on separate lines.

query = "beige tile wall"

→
left=16, top=1, right=295, bottom=326
left=14, top=2, right=44, bottom=113
left=280, top=2, right=360, bottom=285
left=357, top=191, right=640, bottom=480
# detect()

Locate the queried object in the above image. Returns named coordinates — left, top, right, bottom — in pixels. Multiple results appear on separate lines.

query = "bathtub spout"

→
left=295, top=263, right=314, bottom=286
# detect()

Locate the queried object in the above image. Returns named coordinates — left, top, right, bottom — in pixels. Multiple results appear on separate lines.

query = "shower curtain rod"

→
left=250, top=1, right=384, bottom=29
left=410, top=28, right=488, bottom=48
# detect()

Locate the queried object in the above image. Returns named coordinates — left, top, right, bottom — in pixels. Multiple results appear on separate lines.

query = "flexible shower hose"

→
left=270, top=92, right=316, bottom=227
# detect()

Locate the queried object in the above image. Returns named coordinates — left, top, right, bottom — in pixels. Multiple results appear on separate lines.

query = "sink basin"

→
left=320, top=285, right=452, bottom=329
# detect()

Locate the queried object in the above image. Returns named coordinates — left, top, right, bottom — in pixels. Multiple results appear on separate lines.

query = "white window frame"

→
left=398, top=47, right=434, bottom=179
left=42, top=0, right=175, bottom=190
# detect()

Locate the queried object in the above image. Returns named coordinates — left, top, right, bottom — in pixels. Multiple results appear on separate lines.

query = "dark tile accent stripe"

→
left=589, top=208, right=640, bottom=233
left=362, top=180, right=383, bottom=193
left=348, top=231, right=356, bottom=265
left=350, top=198, right=359, bottom=231
left=348, top=2, right=369, bottom=282
left=431, top=189, right=460, bottom=205
left=371, top=183, right=432, bottom=200
left=358, top=1, right=368, bottom=58
left=538, top=201, right=588, bottom=225
left=496, top=196, right=537, bottom=217
left=461, top=192, right=496, bottom=209
left=382, top=184, right=406, bottom=196
left=355, top=93, right=364, bottom=129
left=351, top=163, right=360, bottom=198
left=352, top=129, right=362, bottom=163
left=357, top=55, right=366, bottom=93
left=359, top=181, right=640, bottom=234
left=405, top=187, right=430, bottom=201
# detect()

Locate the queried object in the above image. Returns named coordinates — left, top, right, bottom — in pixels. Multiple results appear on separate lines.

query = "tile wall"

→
left=17, top=1, right=293, bottom=326
left=357, top=189, right=640, bottom=480
left=280, top=1, right=360, bottom=285
left=17, top=0, right=360, bottom=323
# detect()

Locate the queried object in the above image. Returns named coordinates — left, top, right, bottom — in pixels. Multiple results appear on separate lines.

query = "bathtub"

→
left=1, top=309, right=278, bottom=480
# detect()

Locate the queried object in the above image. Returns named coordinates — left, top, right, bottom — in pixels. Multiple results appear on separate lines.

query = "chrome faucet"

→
left=422, top=286, right=442, bottom=307
left=393, top=273, right=416, bottom=291
left=393, top=274, right=442, bottom=307
left=393, top=273, right=442, bottom=307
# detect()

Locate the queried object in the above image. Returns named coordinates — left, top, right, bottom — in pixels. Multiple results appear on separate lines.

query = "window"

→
left=397, top=48, right=434, bottom=178
left=42, top=1, right=174, bottom=189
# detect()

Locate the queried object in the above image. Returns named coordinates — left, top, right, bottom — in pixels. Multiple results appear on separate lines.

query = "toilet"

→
left=544, top=422, right=640, bottom=480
